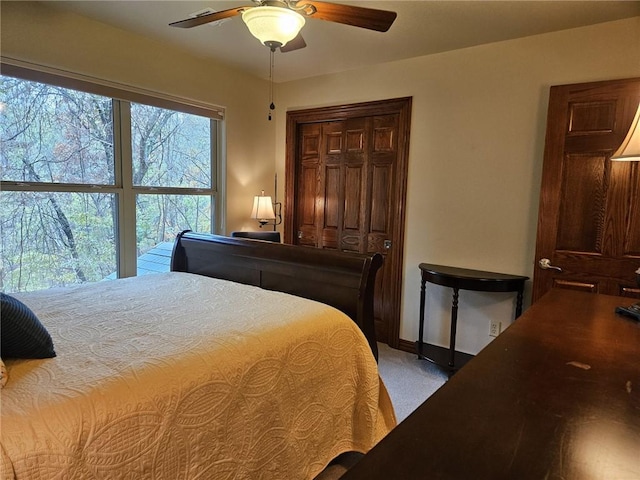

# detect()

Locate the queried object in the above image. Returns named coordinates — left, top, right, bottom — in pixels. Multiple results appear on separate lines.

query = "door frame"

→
left=284, top=97, right=412, bottom=348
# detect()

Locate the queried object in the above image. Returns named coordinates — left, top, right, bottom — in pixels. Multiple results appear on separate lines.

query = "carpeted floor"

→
left=376, top=342, right=448, bottom=423
left=314, top=343, right=448, bottom=479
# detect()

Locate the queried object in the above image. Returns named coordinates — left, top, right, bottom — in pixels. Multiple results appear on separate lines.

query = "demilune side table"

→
left=418, top=263, right=529, bottom=373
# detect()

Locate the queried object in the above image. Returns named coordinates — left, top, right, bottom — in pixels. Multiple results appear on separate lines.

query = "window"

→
left=1, top=70, right=222, bottom=292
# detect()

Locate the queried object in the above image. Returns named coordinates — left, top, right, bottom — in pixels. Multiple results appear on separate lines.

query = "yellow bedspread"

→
left=1, top=272, right=396, bottom=479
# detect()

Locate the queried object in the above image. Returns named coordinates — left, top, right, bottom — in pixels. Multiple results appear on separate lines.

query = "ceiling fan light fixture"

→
left=242, top=6, right=305, bottom=48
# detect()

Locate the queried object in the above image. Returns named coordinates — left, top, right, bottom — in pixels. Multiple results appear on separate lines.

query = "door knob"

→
left=538, top=258, right=563, bottom=272
left=384, top=240, right=392, bottom=250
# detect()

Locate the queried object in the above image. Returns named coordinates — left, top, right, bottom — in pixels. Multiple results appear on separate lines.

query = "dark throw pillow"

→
left=1, top=293, right=56, bottom=359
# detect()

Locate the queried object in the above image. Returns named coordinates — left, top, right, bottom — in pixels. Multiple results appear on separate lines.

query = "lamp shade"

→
left=241, top=6, right=305, bottom=47
left=251, top=194, right=276, bottom=221
left=611, top=104, right=640, bottom=161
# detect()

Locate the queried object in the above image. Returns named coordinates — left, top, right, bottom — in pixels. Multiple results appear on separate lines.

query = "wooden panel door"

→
left=533, top=78, right=640, bottom=301
left=296, top=115, right=397, bottom=341
left=342, top=117, right=368, bottom=253
left=286, top=98, right=412, bottom=347
left=296, top=122, right=321, bottom=248
left=367, top=114, right=401, bottom=339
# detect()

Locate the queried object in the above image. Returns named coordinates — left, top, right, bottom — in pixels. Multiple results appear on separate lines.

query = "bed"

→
left=0, top=231, right=395, bottom=480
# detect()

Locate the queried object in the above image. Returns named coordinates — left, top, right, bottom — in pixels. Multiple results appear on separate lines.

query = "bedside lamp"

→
left=611, top=103, right=640, bottom=161
left=612, top=103, right=640, bottom=320
left=251, top=191, right=276, bottom=228
left=250, top=174, right=283, bottom=230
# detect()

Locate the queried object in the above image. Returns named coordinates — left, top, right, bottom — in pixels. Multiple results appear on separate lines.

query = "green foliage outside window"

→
left=0, top=75, right=216, bottom=292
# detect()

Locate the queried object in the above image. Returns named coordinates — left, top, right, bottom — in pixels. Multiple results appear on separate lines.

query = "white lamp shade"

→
left=251, top=195, right=276, bottom=220
left=242, top=6, right=305, bottom=47
left=611, top=104, right=640, bottom=161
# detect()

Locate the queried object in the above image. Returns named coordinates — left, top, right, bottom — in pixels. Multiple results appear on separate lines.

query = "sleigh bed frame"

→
left=171, top=230, right=384, bottom=359
left=1, top=231, right=392, bottom=480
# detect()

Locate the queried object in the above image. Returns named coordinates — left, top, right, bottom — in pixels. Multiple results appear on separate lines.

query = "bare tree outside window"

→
left=0, top=75, right=216, bottom=293
left=130, top=104, right=212, bottom=255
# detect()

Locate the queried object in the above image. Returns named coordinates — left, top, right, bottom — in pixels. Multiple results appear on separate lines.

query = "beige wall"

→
left=3, top=2, right=639, bottom=354
left=0, top=1, right=276, bottom=234
left=275, top=17, right=640, bottom=353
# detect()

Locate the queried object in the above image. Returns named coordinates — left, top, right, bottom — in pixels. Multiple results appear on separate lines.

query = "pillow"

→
left=0, top=359, right=7, bottom=388
left=1, top=293, right=56, bottom=359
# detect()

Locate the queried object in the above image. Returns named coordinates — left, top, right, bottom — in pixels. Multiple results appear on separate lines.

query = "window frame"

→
left=1, top=60, right=225, bottom=282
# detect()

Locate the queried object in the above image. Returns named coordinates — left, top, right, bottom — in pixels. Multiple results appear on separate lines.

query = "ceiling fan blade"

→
left=280, top=33, right=307, bottom=53
left=169, top=7, right=245, bottom=28
left=301, top=1, right=396, bottom=32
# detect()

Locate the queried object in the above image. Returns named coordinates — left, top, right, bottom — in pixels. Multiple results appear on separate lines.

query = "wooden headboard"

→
left=170, top=231, right=384, bottom=359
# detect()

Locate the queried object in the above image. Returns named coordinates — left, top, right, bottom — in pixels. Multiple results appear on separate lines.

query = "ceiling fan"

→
left=169, top=0, right=397, bottom=52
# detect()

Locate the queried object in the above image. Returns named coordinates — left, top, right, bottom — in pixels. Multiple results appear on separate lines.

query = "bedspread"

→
left=0, top=272, right=396, bottom=479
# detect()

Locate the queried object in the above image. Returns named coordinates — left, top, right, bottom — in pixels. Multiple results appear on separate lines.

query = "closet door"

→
left=296, top=119, right=370, bottom=252
left=295, top=122, right=322, bottom=248
left=288, top=99, right=409, bottom=345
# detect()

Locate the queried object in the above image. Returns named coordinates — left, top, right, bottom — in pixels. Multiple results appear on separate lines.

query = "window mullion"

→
left=214, top=119, right=225, bottom=234
left=115, top=100, right=137, bottom=278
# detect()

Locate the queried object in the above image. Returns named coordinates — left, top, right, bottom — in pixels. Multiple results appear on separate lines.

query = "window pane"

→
left=0, top=76, right=114, bottom=184
left=136, top=194, right=211, bottom=274
left=131, top=104, right=211, bottom=188
left=0, top=191, right=117, bottom=292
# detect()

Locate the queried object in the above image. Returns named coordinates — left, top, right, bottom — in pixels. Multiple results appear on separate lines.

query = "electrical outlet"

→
left=489, top=319, right=502, bottom=337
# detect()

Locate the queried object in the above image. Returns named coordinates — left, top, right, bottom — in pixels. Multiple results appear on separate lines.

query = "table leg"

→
left=449, top=287, right=459, bottom=368
left=515, top=287, right=524, bottom=318
left=418, top=276, right=426, bottom=358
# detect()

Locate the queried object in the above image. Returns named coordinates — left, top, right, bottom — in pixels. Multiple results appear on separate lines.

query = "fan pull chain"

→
left=268, top=47, right=275, bottom=121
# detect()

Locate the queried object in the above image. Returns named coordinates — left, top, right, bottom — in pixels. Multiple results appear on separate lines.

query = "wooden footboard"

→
left=171, top=231, right=384, bottom=359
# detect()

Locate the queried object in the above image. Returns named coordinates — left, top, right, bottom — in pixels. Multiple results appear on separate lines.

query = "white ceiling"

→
left=49, top=1, right=640, bottom=83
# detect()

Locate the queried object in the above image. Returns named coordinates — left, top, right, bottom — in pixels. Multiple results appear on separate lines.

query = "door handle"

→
left=538, top=258, right=563, bottom=272
left=384, top=240, right=392, bottom=250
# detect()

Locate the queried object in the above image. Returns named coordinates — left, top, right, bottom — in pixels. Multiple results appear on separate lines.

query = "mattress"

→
left=0, top=272, right=396, bottom=479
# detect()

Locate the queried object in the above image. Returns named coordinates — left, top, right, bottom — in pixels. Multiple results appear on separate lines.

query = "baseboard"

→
left=394, top=339, right=474, bottom=371
left=397, top=338, right=417, bottom=354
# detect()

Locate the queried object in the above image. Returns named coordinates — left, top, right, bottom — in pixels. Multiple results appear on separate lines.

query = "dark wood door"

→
left=533, top=78, right=640, bottom=301
left=286, top=98, right=412, bottom=347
